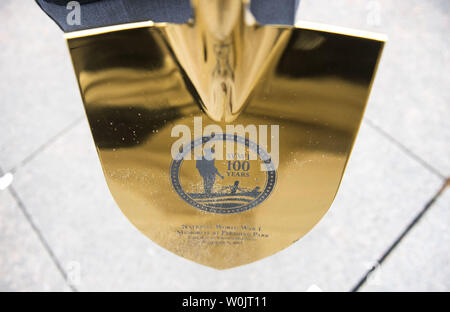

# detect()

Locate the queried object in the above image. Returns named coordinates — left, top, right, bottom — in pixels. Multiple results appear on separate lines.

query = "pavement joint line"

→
left=364, top=118, right=446, bottom=180
left=350, top=177, right=450, bottom=292
left=0, top=166, right=79, bottom=292
left=8, top=115, right=85, bottom=174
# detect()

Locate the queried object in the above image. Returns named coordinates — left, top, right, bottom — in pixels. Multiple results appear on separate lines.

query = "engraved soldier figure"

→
left=196, top=148, right=224, bottom=194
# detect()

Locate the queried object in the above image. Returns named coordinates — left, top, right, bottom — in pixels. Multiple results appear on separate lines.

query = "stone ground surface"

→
left=0, top=0, right=448, bottom=291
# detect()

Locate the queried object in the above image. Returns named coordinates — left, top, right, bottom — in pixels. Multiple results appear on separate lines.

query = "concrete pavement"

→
left=0, top=0, right=448, bottom=291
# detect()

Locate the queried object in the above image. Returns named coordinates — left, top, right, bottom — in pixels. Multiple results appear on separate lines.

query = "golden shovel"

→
left=63, top=0, right=385, bottom=269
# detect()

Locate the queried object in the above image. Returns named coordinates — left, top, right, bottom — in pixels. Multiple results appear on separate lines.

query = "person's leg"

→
left=204, top=175, right=216, bottom=194
left=203, top=176, right=209, bottom=194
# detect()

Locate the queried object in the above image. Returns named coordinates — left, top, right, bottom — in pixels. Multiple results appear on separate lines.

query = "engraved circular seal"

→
left=170, top=134, right=276, bottom=214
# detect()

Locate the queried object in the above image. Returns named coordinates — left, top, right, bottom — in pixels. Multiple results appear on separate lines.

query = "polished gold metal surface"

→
left=65, top=1, right=385, bottom=269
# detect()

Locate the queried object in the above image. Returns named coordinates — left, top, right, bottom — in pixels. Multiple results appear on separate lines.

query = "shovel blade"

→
left=66, top=21, right=384, bottom=269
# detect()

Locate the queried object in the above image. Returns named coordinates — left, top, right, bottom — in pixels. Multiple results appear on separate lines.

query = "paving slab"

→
left=297, top=0, right=450, bottom=176
left=0, top=0, right=83, bottom=172
left=361, top=187, right=450, bottom=291
left=10, top=117, right=442, bottom=291
left=0, top=187, right=69, bottom=291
